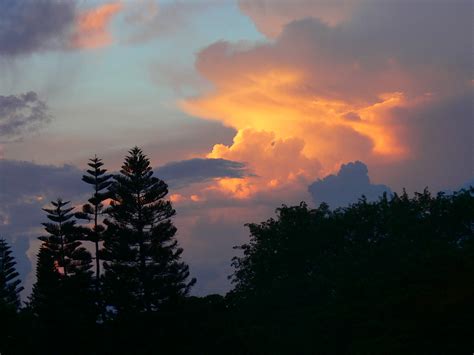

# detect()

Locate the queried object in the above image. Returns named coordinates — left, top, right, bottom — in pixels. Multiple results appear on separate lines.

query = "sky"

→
left=0, top=0, right=472, bottom=297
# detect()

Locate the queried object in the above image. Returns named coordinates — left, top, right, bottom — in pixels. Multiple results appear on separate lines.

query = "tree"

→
left=0, top=239, right=24, bottom=355
left=229, top=188, right=474, bottom=354
left=40, top=199, right=92, bottom=277
left=76, top=155, right=112, bottom=289
left=29, top=199, right=95, bottom=324
left=28, top=244, right=62, bottom=323
left=102, top=147, right=195, bottom=314
left=0, top=238, right=23, bottom=310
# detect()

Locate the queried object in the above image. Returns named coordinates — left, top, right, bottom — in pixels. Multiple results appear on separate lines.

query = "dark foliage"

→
left=76, top=155, right=112, bottom=280
left=28, top=199, right=96, bottom=344
left=0, top=238, right=24, bottom=353
left=76, top=155, right=113, bottom=317
left=102, top=147, right=195, bottom=314
left=228, top=188, right=474, bottom=354
left=3, top=147, right=472, bottom=354
left=0, top=238, right=23, bottom=310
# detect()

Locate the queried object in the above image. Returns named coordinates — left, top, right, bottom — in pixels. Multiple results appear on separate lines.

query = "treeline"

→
left=1, top=147, right=473, bottom=354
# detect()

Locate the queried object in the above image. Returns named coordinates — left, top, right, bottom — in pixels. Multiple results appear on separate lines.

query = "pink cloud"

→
left=70, top=2, right=123, bottom=50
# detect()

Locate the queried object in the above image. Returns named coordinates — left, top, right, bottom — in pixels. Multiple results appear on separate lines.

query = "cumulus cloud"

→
left=183, top=0, right=471, bottom=194
left=308, top=161, right=391, bottom=208
left=155, top=157, right=251, bottom=188
left=203, top=129, right=321, bottom=198
left=0, top=92, right=50, bottom=142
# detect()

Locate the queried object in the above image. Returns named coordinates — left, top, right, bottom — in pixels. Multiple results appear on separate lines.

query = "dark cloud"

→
left=0, top=92, right=51, bottom=142
left=374, top=92, right=474, bottom=192
left=155, top=158, right=251, bottom=188
left=308, top=161, right=391, bottom=208
left=0, top=0, right=76, bottom=56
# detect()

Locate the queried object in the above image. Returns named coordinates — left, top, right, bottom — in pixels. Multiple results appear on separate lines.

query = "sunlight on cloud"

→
left=182, top=61, right=412, bottom=199
left=71, top=2, right=123, bottom=49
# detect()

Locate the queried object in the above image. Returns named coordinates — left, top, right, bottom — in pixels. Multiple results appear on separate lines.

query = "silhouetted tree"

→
left=0, top=239, right=25, bottom=355
left=76, top=156, right=112, bottom=299
left=102, top=147, right=195, bottom=314
left=29, top=199, right=95, bottom=325
left=28, top=245, right=61, bottom=323
left=0, top=238, right=23, bottom=310
left=229, top=188, right=474, bottom=354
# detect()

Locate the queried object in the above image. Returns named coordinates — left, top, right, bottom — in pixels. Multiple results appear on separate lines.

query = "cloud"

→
left=372, top=92, right=474, bottom=192
left=308, top=161, right=391, bottom=208
left=239, top=0, right=358, bottom=37
left=0, top=92, right=50, bottom=142
left=183, top=0, right=471, bottom=194
left=0, top=0, right=76, bottom=56
left=155, top=158, right=251, bottom=189
left=70, top=2, right=123, bottom=50
left=0, top=1, right=122, bottom=56
left=203, top=129, right=321, bottom=199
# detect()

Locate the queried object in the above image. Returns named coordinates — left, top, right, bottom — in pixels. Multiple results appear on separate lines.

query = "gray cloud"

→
left=309, top=161, right=392, bottom=208
left=155, top=158, right=251, bottom=188
left=0, top=0, right=76, bottom=57
left=374, top=92, right=474, bottom=192
left=0, top=92, right=51, bottom=142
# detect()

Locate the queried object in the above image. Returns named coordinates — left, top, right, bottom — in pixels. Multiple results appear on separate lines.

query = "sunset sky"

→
left=1, top=0, right=472, bottom=296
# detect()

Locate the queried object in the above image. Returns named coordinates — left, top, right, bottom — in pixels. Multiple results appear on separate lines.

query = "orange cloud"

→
left=177, top=1, right=471, bottom=198
left=182, top=61, right=410, bottom=185
left=71, top=2, right=123, bottom=49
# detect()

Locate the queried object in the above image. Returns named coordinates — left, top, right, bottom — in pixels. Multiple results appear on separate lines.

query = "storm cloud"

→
left=155, top=158, right=251, bottom=188
left=309, top=161, right=391, bottom=208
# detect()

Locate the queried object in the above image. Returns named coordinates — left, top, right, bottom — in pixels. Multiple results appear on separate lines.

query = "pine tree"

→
left=40, top=199, right=92, bottom=277
left=28, top=245, right=61, bottom=322
left=102, top=147, right=195, bottom=314
left=29, top=199, right=95, bottom=323
left=76, top=155, right=112, bottom=286
left=0, top=238, right=23, bottom=310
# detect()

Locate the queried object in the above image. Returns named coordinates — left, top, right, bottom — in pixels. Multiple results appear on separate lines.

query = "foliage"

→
left=102, top=147, right=195, bottom=314
left=3, top=146, right=472, bottom=354
left=229, top=188, right=474, bottom=353
left=0, top=238, right=23, bottom=310
left=76, top=155, right=112, bottom=281
left=28, top=199, right=95, bottom=326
